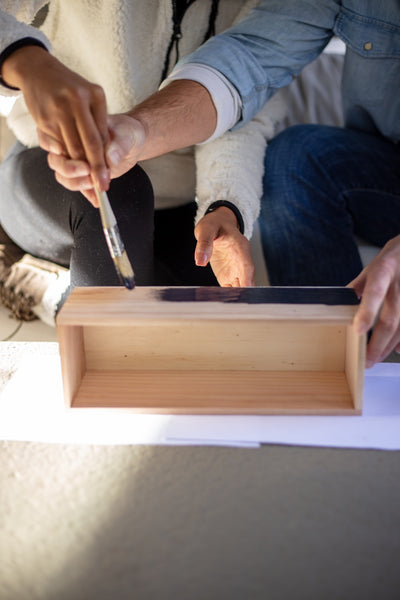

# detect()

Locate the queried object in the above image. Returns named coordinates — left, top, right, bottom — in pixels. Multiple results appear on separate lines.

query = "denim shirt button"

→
left=364, top=41, right=373, bottom=51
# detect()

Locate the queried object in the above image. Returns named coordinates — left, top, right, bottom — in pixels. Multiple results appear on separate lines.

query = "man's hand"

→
left=349, top=235, right=400, bottom=367
left=2, top=45, right=110, bottom=193
left=194, top=207, right=255, bottom=287
left=43, top=113, right=146, bottom=206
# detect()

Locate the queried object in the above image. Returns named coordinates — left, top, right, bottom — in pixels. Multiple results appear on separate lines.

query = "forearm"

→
left=195, top=95, right=285, bottom=239
left=128, top=79, right=217, bottom=161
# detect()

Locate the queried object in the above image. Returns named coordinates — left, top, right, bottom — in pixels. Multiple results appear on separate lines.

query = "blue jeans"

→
left=259, top=125, right=400, bottom=286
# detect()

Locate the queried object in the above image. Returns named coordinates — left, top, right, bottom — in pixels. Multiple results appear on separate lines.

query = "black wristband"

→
left=204, top=200, right=245, bottom=235
left=0, top=38, right=48, bottom=90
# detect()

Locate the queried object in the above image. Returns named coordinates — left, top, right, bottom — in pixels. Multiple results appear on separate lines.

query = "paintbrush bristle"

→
left=95, top=188, right=136, bottom=290
left=114, top=251, right=136, bottom=289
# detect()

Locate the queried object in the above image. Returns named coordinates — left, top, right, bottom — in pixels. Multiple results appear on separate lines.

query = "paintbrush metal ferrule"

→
left=95, top=188, right=135, bottom=290
left=103, top=225, right=135, bottom=290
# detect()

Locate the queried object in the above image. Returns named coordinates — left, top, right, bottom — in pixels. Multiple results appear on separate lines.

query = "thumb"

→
left=106, top=115, right=145, bottom=167
left=195, top=238, right=214, bottom=266
left=194, top=218, right=218, bottom=266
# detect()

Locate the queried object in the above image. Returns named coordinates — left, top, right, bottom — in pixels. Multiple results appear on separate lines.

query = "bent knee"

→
left=265, top=124, right=344, bottom=176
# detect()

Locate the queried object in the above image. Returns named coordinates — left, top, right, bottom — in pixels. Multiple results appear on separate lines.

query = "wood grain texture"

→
left=72, top=370, right=359, bottom=414
left=345, top=325, right=366, bottom=410
left=57, top=325, right=85, bottom=407
left=56, top=286, right=365, bottom=414
left=56, top=287, right=359, bottom=325
left=82, top=322, right=346, bottom=372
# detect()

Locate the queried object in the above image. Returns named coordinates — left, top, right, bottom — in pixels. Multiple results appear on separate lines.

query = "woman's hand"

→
left=2, top=45, right=110, bottom=193
left=349, top=234, right=400, bottom=367
left=194, top=207, right=255, bottom=287
left=43, top=113, right=146, bottom=206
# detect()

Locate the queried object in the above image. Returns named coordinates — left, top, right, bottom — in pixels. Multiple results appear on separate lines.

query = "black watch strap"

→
left=204, top=200, right=245, bottom=235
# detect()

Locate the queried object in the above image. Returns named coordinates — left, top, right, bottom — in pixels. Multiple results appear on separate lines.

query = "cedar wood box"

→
left=56, top=286, right=366, bottom=414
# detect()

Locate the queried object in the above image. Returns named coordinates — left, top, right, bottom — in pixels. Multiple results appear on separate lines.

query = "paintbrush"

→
left=94, top=187, right=135, bottom=290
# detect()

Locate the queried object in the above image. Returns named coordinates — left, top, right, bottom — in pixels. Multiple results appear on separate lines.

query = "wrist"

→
left=106, top=113, right=147, bottom=169
left=1, top=42, right=49, bottom=90
left=205, top=200, right=245, bottom=234
left=123, top=110, right=149, bottom=162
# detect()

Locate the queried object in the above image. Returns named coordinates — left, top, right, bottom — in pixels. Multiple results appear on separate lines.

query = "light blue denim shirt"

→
left=178, top=0, right=400, bottom=142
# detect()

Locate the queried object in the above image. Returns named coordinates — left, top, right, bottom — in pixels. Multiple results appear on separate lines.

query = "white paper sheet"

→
left=0, top=342, right=399, bottom=449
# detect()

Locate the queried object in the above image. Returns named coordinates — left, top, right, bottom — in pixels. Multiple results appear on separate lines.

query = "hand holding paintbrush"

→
left=94, top=187, right=135, bottom=290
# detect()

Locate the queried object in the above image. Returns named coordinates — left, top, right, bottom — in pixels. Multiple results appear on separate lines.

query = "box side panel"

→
left=57, top=287, right=358, bottom=324
left=345, top=326, right=366, bottom=410
left=57, top=325, right=86, bottom=407
left=83, top=321, right=347, bottom=372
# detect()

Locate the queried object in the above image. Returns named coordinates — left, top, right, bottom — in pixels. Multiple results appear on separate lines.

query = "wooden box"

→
left=57, top=286, right=366, bottom=414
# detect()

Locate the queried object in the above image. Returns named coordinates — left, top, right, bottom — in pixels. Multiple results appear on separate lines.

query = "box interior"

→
left=59, top=319, right=364, bottom=414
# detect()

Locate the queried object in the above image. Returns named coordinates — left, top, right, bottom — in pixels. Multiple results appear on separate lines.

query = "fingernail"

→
left=96, top=170, right=109, bottom=191
left=107, top=145, right=121, bottom=166
left=75, top=164, right=90, bottom=176
left=49, top=142, right=63, bottom=155
left=195, top=253, right=208, bottom=266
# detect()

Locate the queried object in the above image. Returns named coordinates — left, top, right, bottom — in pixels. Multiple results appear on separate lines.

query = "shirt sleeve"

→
left=174, top=0, right=339, bottom=129
left=194, top=92, right=286, bottom=239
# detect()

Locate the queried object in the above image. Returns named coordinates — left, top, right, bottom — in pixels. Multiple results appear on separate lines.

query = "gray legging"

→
left=0, top=142, right=155, bottom=290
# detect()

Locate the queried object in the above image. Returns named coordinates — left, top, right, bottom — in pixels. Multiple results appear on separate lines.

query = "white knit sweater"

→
left=0, top=1, right=285, bottom=238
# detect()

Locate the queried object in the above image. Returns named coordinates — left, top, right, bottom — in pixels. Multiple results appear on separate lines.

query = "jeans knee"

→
left=266, top=124, right=335, bottom=171
left=263, top=124, right=344, bottom=202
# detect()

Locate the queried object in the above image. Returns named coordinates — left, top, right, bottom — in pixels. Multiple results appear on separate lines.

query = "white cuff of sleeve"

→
left=160, top=63, right=242, bottom=143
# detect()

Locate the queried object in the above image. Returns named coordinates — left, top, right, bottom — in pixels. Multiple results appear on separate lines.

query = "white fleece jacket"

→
left=0, top=0, right=285, bottom=238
